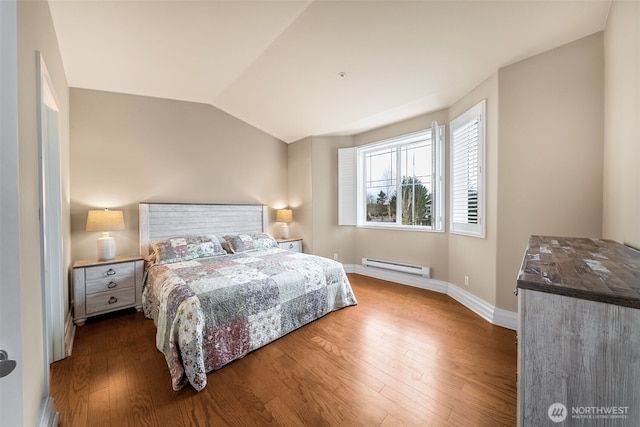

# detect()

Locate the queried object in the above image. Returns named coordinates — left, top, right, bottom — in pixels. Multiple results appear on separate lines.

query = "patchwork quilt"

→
left=143, top=248, right=357, bottom=391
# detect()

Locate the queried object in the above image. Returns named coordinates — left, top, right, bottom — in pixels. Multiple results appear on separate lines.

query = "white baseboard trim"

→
left=342, top=263, right=356, bottom=274
left=37, top=397, right=59, bottom=427
left=492, top=307, right=518, bottom=330
left=344, top=263, right=518, bottom=330
left=353, top=264, right=448, bottom=293
left=447, top=283, right=495, bottom=323
left=64, top=310, right=76, bottom=357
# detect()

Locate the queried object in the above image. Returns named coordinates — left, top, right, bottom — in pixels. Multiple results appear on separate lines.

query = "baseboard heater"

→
left=361, top=257, right=431, bottom=278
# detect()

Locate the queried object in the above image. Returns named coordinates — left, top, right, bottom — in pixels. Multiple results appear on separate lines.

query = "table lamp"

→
left=86, top=209, right=125, bottom=261
left=275, top=209, right=293, bottom=239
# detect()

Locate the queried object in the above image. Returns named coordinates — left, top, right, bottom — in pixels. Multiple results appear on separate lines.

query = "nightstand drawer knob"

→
left=107, top=281, right=117, bottom=289
left=288, top=243, right=293, bottom=249
left=106, top=268, right=116, bottom=276
left=108, top=296, right=118, bottom=304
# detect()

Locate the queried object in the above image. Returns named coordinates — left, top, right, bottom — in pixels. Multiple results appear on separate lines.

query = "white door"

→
left=0, top=0, right=25, bottom=425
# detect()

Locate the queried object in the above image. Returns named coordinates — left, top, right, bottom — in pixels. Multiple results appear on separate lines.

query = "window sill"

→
left=357, top=224, right=444, bottom=233
left=450, top=230, right=485, bottom=238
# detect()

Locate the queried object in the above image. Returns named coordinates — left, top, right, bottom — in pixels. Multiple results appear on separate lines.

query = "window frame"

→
left=355, top=124, right=445, bottom=232
left=450, top=100, right=486, bottom=238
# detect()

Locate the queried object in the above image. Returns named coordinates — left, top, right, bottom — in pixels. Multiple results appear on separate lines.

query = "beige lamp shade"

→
left=86, top=209, right=125, bottom=232
left=86, top=209, right=124, bottom=261
left=275, top=209, right=293, bottom=223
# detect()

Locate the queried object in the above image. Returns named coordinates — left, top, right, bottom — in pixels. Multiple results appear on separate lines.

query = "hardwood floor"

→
left=51, top=274, right=517, bottom=426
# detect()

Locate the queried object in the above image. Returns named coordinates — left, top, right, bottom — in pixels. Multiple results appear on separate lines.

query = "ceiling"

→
left=49, top=0, right=611, bottom=143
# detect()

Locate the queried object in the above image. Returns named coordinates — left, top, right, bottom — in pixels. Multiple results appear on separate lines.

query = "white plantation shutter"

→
left=450, top=100, right=485, bottom=237
left=452, top=119, right=479, bottom=222
left=338, top=147, right=357, bottom=225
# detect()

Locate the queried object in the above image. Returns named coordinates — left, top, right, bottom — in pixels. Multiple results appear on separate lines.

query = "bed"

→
left=139, top=203, right=358, bottom=391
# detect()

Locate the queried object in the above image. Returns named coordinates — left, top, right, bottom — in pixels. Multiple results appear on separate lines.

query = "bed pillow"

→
left=224, top=233, right=279, bottom=253
left=150, top=235, right=227, bottom=265
left=212, top=235, right=233, bottom=254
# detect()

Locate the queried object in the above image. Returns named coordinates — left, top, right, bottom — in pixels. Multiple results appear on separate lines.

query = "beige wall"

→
left=70, top=89, right=288, bottom=261
left=288, top=137, right=313, bottom=251
left=17, top=0, right=71, bottom=424
left=497, top=32, right=604, bottom=311
left=288, top=135, right=356, bottom=261
left=448, top=73, right=499, bottom=306
left=603, top=0, right=640, bottom=248
left=311, top=136, right=355, bottom=262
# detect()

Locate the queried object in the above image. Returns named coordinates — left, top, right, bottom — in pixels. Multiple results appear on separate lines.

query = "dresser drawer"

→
left=85, top=287, right=136, bottom=315
left=85, top=263, right=135, bottom=295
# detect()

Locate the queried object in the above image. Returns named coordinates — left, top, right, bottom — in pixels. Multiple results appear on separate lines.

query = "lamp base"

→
left=281, top=224, right=289, bottom=239
left=97, top=233, right=116, bottom=261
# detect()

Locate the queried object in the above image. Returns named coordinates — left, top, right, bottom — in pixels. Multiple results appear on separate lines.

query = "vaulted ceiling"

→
left=49, top=0, right=611, bottom=143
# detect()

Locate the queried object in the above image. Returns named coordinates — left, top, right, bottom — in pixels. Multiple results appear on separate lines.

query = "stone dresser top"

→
left=517, top=236, right=640, bottom=309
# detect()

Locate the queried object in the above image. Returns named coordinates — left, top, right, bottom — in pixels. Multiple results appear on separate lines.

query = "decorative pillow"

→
left=213, top=235, right=233, bottom=254
left=224, top=233, right=279, bottom=253
left=150, top=235, right=227, bottom=265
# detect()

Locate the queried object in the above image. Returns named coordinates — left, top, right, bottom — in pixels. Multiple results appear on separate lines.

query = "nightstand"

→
left=72, top=255, right=144, bottom=326
left=277, top=238, right=303, bottom=253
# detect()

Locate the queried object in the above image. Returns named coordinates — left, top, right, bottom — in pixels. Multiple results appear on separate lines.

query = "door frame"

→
left=36, top=52, right=66, bottom=364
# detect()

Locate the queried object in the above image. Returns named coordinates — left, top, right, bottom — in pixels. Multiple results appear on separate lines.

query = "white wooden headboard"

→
left=139, top=203, right=268, bottom=256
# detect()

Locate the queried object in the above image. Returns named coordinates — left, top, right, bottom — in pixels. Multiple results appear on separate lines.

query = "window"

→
left=450, top=100, right=485, bottom=237
left=339, top=124, right=444, bottom=231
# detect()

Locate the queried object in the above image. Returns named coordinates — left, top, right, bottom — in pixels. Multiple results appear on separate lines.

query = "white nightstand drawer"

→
left=85, top=274, right=134, bottom=296
left=278, top=239, right=302, bottom=253
left=85, top=262, right=134, bottom=284
left=85, top=287, right=135, bottom=315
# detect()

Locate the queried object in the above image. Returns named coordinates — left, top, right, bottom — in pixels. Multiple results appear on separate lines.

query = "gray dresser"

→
left=517, top=236, right=640, bottom=426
